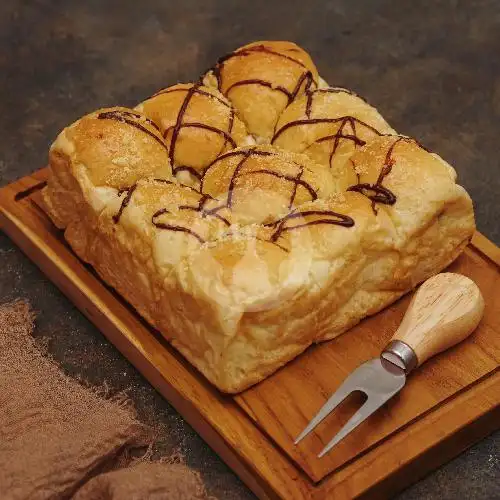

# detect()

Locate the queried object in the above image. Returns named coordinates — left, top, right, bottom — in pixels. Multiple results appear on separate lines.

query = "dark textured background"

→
left=0, top=1, right=499, bottom=498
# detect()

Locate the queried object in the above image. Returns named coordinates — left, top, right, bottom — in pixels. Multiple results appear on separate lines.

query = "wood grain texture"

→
left=393, top=273, right=484, bottom=367
left=1, top=169, right=499, bottom=499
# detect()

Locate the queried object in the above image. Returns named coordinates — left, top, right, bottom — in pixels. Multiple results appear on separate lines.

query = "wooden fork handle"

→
left=389, top=273, right=484, bottom=369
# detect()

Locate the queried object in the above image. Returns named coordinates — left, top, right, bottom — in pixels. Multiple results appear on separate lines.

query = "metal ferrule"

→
left=381, top=340, right=418, bottom=374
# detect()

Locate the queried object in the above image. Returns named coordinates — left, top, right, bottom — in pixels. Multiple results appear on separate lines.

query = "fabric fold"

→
left=0, top=300, right=208, bottom=500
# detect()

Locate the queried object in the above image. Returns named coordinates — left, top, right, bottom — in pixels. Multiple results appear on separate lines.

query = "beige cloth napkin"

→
left=72, top=462, right=208, bottom=500
left=0, top=300, right=208, bottom=499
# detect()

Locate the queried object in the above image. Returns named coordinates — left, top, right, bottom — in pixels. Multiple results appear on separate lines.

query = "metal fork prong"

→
left=294, top=382, right=358, bottom=445
left=317, top=395, right=384, bottom=458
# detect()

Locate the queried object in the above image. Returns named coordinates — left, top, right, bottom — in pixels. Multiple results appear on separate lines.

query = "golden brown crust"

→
left=41, top=41, right=475, bottom=393
left=63, top=106, right=172, bottom=188
left=136, top=84, right=251, bottom=186
left=203, top=41, right=319, bottom=142
left=201, top=145, right=339, bottom=224
left=273, top=88, right=396, bottom=177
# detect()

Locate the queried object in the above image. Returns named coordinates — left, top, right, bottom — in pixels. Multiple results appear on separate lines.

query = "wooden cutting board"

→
left=1, top=169, right=499, bottom=499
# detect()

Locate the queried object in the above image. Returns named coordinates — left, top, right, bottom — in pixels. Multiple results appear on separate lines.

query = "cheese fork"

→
left=295, top=272, right=485, bottom=458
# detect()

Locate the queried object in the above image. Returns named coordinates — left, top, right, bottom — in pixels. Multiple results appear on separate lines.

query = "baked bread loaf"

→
left=41, top=41, right=475, bottom=393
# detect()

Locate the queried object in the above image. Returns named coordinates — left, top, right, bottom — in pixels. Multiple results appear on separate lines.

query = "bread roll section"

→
left=42, top=41, right=475, bottom=393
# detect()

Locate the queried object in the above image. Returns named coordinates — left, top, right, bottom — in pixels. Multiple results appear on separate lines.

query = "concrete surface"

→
left=0, top=0, right=498, bottom=498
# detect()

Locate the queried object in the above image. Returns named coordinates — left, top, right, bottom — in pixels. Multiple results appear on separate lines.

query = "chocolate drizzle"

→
left=290, top=71, right=315, bottom=104
left=213, top=44, right=314, bottom=84
left=349, top=158, right=361, bottom=184
left=180, top=123, right=237, bottom=148
left=168, top=83, right=201, bottom=165
left=272, top=87, right=386, bottom=172
left=152, top=177, right=203, bottom=194
left=305, top=91, right=314, bottom=118
left=220, top=107, right=236, bottom=157
left=161, top=83, right=237, bottom=169
left=347, top=137, right=406, bottom=213
left=410, top=137, right=431, bottom=153
left=178, top=194, right=231, bottom=226
left=347, top=184, right=396, bottom=206
left=172, top=165, right=204, bottom=182
left=315, top=87, right=366, bottom=102
left=201, top=147, right=316, bottom=213
left=314, top=133, right=365, bottom=147
left=146, top=178, right=231, bottom=243
left=249, top=44, right=310, bottom=69
left=211, top=44, right=317, bottom=108
left=225, top=71, right=314, bottom=105
left=256, top=237, right=290, bottom=253
left=112, top=178, right=225, bottom=237
left=240, top=167, right=317, bottom=206
left=304, top=89, right=357, bottom=119
left=227, top=149, right=253, bottom=207
left=149, top=86, right=231, bottom=109
left=271, top=116, right=382, bottom=144
left=97, top=110, right=167, bottom=151
left=109, top=109, right=161, bottom=132
left=200, top=147, right=273, bottom=191
left=268, top=209, right=355, bottom=242
left=208, top=148, right=273, bottom=167
left=151, top=208, right=205, bottom=243
left=226, top=79, right=290, bottom=100
left=329, top=119, right=365, bottom=168
left=113, top=184, right=137, bottom=223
